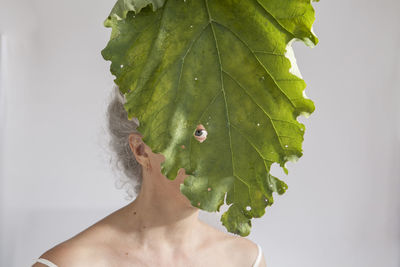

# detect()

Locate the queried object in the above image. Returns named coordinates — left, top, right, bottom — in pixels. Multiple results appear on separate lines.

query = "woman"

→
left=32, top=86, right=267, bottom=267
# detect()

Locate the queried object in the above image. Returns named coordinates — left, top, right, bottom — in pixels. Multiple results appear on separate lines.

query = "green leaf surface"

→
left=102, top=0, right=318, bottom=236
left=104, top=0, right=166, bottom=25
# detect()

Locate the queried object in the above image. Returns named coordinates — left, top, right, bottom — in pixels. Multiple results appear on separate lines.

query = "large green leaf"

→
left=102, top=0, right=318, bottom=236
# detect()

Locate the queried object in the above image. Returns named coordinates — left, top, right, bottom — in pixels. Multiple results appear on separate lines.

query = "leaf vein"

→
left=212, top=20, right=296, bottom=108
left=222, top=70, right=287, bottom=152
left=174, top=22, right=211, bottom=102
left=189, top=90, right=223, bottom=170
left=205, top=0, right=235, bottom=179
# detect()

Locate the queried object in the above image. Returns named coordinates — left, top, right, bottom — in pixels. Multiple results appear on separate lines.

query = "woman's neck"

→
left=119, top=171, right=205, bottom=250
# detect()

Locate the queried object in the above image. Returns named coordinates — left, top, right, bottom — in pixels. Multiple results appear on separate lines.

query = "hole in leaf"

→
left=194, top=124, right=207, bottom=143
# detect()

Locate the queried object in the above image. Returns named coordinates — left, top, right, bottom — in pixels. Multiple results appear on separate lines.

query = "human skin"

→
left=33, top=132, right=267, bottom=267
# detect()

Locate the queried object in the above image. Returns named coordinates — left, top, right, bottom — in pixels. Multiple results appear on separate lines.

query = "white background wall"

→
left=0, top=0, right=399, bottom=266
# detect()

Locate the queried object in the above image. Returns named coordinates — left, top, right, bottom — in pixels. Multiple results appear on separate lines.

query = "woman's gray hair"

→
left=106, top=85, right=142, bottom=199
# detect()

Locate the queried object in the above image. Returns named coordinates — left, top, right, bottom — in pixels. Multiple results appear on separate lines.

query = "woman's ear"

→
left=128, top=133, right=149, bottom=167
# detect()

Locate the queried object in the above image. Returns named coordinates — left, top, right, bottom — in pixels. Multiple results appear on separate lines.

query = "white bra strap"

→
left=252, top=244, right=263, bottom=267
left=34, top=258, right=58, bottom=267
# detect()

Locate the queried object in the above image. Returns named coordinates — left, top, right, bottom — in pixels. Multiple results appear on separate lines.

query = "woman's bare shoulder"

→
left=33, top=239, right=103, bottom=267
left=225, top=235, right=267, bottom=267
left=225, top=235, right=262, bottom=266
left=33, top=221, right=113, bottom=267
left=200, top=222, right=267, bottom=266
